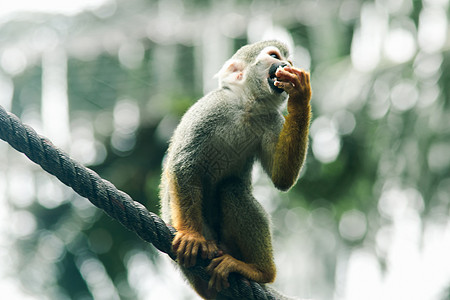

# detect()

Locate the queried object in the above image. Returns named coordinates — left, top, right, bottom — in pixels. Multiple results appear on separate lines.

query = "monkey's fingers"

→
left=173, top=232, right=193, bottom=266
left=190, top=241, right=201, bottom=266
left=286, top=67, right=311, bottom=92
left=274, top=80, right=294, bottom=92
left=275, top=66, right=300, bottom=85
left=211, top=275, right=229, bottom=292
left=172, top=233, right=182, bottom=252
left=278, top=68, right=312, bottom=105
left=206, top=255, right=232, bottom=291
left=280, top=67, right=310, bottom=86
left=200, top=242, right=208, bottom=260
left=274, top=68, right=304, bottom=96
left=208, top=272, right=221, bottom=291
left=176, top=238, right=188, bottom=265
left=202, top=240, right=219, bottom=260
left=207, top=268, right=229, bottom=291
left=284, top=66, right=308, bottom=78
left=184, top=240, right=197, bottom=267
left=206, top=256, right=222, bottom=272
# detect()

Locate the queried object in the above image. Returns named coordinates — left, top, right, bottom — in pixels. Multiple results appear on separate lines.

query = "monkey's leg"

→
left=206, top=178, right=276, bottom=291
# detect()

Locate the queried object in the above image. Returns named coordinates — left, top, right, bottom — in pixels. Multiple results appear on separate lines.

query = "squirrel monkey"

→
left=160, top=40, right=311, bottom=299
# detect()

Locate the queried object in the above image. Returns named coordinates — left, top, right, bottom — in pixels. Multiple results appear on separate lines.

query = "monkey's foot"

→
left=206, top=254, right=235, bottom=291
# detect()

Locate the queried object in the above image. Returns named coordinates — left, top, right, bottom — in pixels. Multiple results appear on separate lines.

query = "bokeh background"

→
left=0, top=0, right=449, bottom=299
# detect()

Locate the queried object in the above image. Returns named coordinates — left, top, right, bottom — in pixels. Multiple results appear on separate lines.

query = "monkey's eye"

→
left=269, top=52, right=281, bottom=60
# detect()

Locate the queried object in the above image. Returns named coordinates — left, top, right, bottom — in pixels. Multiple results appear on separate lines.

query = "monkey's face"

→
left=247, top=44, right=293, bottom=99
left=216, top=41, right=293, bottom=104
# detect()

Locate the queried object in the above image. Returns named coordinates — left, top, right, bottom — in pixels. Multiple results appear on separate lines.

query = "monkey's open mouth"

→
left=268, top=63, right=287, bottom=93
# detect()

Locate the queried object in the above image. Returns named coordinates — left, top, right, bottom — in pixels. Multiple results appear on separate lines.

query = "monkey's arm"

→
left=166, top=171, right=218, bottom=267
left=264, top=67, right=312, bottom=191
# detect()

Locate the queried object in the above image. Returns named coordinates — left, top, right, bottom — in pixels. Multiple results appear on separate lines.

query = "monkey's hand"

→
left=274, top=66, right=311, bottom=113
left=172, top=231, right=219, bottom=267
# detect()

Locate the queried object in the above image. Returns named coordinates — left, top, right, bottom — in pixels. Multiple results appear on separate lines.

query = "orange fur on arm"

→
left=271, top=102, right=311, bottom=191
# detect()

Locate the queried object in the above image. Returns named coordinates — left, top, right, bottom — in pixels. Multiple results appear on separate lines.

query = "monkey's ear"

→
left=215, top=59, right=246, bottom=85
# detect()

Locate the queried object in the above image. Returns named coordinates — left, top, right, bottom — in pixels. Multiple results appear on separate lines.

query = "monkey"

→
left=160, top=40, right=312, bottom=299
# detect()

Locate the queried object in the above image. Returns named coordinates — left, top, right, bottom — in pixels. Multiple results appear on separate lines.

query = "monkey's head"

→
left=216, top=40, right=293, bottom=105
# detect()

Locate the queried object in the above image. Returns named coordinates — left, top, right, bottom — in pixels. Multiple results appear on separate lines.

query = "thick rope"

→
left=0, top=104, right=278, bottom=300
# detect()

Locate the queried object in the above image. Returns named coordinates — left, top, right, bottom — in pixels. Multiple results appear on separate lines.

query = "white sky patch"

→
left=0, top=0, right=111, bottom=19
